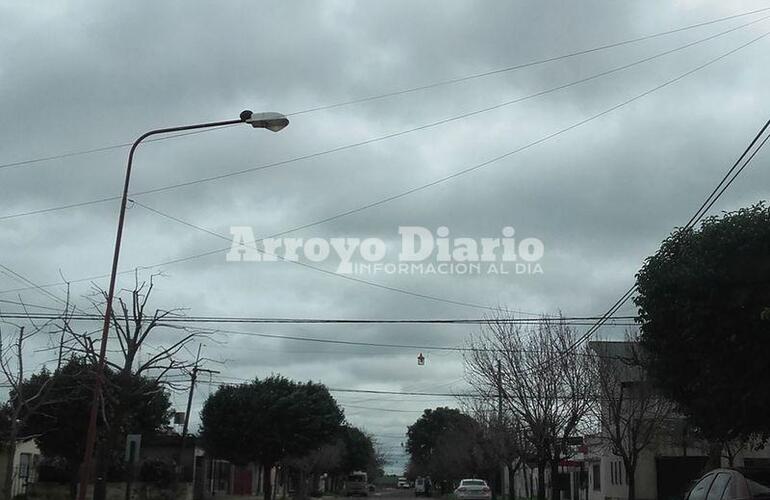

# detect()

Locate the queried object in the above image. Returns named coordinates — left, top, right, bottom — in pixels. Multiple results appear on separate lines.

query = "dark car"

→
left=686, top=468, right=770, bottom=500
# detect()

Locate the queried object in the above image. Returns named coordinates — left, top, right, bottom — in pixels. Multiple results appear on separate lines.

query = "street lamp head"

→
left=240, top=110, right=289, bottom=132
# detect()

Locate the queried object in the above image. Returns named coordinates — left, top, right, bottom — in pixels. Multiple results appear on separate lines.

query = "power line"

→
left=4, top=28, right=763, bottom=312
left=101, top=31, right=770, bottom=310
left=0, top=311, right=636, bottom=325
left=0, top=125, right=240, bottom=171
left=87, top=200, right=512, bottom=313
left=2, top=28, right=764, bottom=329
left=343, top=404, right=423, bottom=414
left=687, top=129, right=770, bottom=227
left=283, top=7, right=770, bottom=116
left=549, top=115, right=770, bottom=370
left=156, top=324, right=641, bottom=358
left=1, top=313, right=637, bottom=357
left=3, top=16, right=768, bottom=222
left=2, top=6, right=769, bottom=172
left=0, top=299, right=64, bottom=312
left=199, top=380, right=653, bottom=402
left=0, top=263, right=70, bottom=308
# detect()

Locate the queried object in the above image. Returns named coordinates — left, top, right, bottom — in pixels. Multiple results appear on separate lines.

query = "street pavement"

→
left=210, top=487, right=419, bottom=500
left=368, top=487, right=420, bottom=499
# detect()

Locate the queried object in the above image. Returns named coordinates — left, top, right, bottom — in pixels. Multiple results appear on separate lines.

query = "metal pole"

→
left=497, top=359, right=503, bottom=423
left=180, top=344, right=203, bottom=460
left=497, top=359, right=504, bottom=500
left=178, top=347, right=219, bottom=481
left=77, top=117, right=244, bottom=500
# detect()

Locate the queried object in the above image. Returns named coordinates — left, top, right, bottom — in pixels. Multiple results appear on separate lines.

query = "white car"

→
left=454, top=479, right=492, bottom=500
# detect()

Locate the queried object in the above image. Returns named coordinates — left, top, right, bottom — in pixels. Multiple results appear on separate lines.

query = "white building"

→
left=584, top=341, right=770, bottom=500
left=508, top=341, right=770, bottom=500
left=0, top=436, right=41, bottom=498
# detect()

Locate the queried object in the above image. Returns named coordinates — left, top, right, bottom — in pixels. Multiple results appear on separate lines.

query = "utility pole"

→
left=77, top=111, right=289, bottom=500
left=179, top=345, right=219, bottom=481
left=497, top=359, right=505, bottom=500
left=497, top=359, right=503, bottom=423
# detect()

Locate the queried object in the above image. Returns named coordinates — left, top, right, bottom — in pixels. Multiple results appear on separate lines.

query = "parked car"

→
left=454, top=479, right=492, bottom=500
left=397, top=477, right=410, bottom=489
left=415, top=477, right=432, bottom=497
left=345, top=471, right=369, bottom=496
left=367, top=484, right=376, bottom=493
left=686, top=468, right=770, bottom=500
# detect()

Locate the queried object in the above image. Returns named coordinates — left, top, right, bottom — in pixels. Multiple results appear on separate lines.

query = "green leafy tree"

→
left=636, top=203, right=770, bottom=464
left=200, top=375, right=344, bottom=500
left=406, top=408, right=484, bottom=491
left=298, top=425, right=384, bottom=493
left=21, top=357, right=171, bottom=499
left=339, top=426, right=376, bottom=475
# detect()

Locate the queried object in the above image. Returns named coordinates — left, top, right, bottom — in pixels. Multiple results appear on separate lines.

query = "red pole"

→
left=77, top=117, right=244, bottom=500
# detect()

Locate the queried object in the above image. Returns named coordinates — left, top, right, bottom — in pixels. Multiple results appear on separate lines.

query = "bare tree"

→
left=590, top=337, right=674, bottom=500
left=0, top=299, right=71, bottom=500
left=461, top=395, right=534, bottom=498
left=464, top=311, right=595, bottom=500
left=63, top=273, right=203, bottom=500
left=68, top=273, right=200, bottom=385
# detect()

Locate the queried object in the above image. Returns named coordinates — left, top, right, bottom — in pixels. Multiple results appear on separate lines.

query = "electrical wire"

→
left=2, top=6, right=769, bottom=171
left=540, top=115, right=770, bottom=372
left=149, top=324, right=639, bottom=358
left=93, top=30, right=770, bottom=312
left=0, top=311, right=636, bottom=324
left=4, top=29, right=764, bottom=314
left=3, top=15, right=768, bottom=222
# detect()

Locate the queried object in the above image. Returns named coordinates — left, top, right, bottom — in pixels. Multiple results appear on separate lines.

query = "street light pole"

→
left=77, top=110, right=288, bottom=500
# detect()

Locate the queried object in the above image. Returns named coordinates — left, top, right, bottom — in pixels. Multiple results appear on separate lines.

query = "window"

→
left=18, top=453, right=31, bottom=478
left=592, top=464, right=601, bottom=491
left=688, top=475, right=716, bottom=500
left=610, top=461, right=623, bottom=486
left=706, top=474, right=731, bottom=500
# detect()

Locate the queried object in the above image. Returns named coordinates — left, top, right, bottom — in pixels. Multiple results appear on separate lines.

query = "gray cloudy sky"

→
left=2, top=0, right=770, bottom=473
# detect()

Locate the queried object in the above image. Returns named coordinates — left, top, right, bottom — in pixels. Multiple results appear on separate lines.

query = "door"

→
left=233, top=465, right=253, bottom=495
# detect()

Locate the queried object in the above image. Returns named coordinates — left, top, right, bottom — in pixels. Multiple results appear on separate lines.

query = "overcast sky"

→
left=2, top=0, right=770, bottom=473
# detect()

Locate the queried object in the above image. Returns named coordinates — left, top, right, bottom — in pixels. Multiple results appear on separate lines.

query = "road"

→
left=369, top=487, right=420, bottom=499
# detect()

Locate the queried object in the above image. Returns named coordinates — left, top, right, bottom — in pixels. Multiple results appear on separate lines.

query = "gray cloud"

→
left=2, top=0, right=770, bottom=473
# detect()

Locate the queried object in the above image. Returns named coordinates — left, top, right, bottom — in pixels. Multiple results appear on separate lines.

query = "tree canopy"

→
left=19, top=357, right=171, bottom=484
left=200, top=375, right=344, bottom=500
left=406, top=407, right=490, bottom=488
left=636, top=203, right=770, bottom=443
left=338, top=425, right=380, bottom=477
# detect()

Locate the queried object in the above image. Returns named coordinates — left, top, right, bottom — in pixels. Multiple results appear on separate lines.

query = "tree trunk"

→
left=623, top=458, right=636, bottom=500
left=706, top=442, right=723, bottom=471
left=296, top=469, right=308, bottom=500
left=522, top=466, right=532, bottom=499
left=537, top=462, right=546, bottom=500
left=2, top=433, right=18, bottom=500
left=69, top=464, right=81, bottom=500
left=263, top=463, right=273, bottom=500
left=626, top=471, right=636, bottom=500
left=93, top=443, right=108, bottom=500
left=549, top=460, right=559, bottom=500
left=509, top=462, right=519, bottom=500
left=311, top=472, right=320, bottom=496
left=93, top=430, right=121, bottom=500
